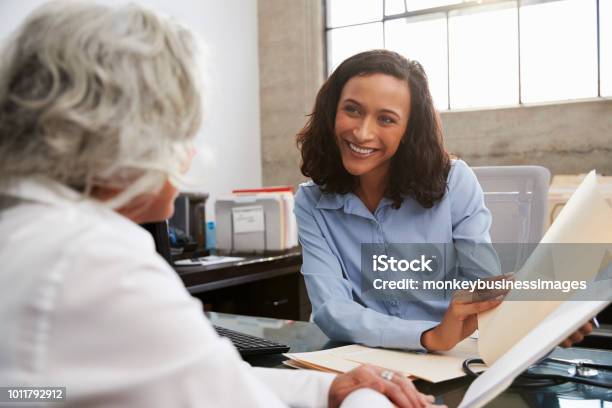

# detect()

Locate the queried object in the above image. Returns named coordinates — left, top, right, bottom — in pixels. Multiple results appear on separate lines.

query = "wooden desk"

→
left=175, top=250, right=311, bottom=321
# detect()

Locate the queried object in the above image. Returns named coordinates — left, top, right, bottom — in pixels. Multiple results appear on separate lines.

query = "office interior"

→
left=1, top=0, right=611, bottom=407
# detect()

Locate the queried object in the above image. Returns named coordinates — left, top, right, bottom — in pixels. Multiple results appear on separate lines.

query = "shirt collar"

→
left=1, top=176, right=85, bottom=207
left=316, top=190, right=395, bottom=219
left=316, top=192, right=345, bottom=210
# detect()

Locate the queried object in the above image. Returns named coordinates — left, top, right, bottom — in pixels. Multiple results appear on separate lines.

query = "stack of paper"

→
left=284, top=338, right=480, bottom=383
left=215, top=186, right=299, bottom=252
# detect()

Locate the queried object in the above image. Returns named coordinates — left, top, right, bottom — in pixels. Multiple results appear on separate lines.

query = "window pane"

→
left=406, top=0, right=463, bottom=12
left=385, top=15, right=449, bottom=110
left=520, top=0, right=598, bottom=103
left=327, top=23, right=384, bottom=74
left=385, top=0, right=406, bottom=16
left=326, top=0, right=382, bottom=28
left=601, top=0, right=612, bottom=96
left=449, top=3, right=519, bottom=109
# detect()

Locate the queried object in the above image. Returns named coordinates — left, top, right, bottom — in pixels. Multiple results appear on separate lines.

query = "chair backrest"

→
left=472, top=166, right=551, bottom=272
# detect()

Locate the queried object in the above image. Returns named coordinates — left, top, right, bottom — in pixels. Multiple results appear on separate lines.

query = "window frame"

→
left=324, top=0, right=605, bottom=111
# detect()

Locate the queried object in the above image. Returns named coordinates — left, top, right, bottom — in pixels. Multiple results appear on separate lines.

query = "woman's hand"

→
left=559, top=321, right=593, bottom=348
left=328, top=364, right=443, bottom=408
left=421, top=297, right=503, bottom=352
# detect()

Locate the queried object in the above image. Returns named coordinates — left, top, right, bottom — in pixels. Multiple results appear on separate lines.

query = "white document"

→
left=174, top=255, right=245, bottom=267
left=478, top=170, right=612, bottom=365
left=285, top=338, right=479, bottom=383
left=284, top=348, right=362, bottom=374
left=460, top=300, right=609, bottom=408
left=232, top=205, right=265, bottom=234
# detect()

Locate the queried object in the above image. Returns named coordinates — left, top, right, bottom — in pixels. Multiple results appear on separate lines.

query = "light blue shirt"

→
left=294, top=160, right=497, bottom=351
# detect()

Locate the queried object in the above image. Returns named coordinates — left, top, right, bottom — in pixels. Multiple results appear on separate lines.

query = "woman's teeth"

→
left=348, top=142, right=374, bottom=155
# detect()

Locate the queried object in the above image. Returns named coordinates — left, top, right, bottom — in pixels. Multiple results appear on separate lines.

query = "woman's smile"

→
left=345, top=140, right=378, bottom=157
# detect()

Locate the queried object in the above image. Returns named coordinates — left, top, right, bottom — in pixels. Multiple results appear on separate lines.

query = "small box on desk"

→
left=215, top=187, right=298, bottom=254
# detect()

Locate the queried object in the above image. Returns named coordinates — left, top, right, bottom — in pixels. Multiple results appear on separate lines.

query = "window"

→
left=448, top=3, right=519, bottom=109
left=519, top=0, right=597, bottom=103
left=327, top=23, right=383, bottom=73
left=326, top=0, right=382, bottom=28
left=600, top=0, right=612, bottom=96
left=325, top=0, right=608, bottom=110
left=385, top=14, right=449, bottom=109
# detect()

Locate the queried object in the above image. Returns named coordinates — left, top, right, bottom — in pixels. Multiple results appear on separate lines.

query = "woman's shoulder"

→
left=295, top=181, right=346, bottom=215
left=447, top=159, right=480, bottom=194
left=295, top=181, right=323, bottom=207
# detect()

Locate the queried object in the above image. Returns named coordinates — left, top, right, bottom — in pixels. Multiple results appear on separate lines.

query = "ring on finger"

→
left=380, top=370, right=395, bottom=382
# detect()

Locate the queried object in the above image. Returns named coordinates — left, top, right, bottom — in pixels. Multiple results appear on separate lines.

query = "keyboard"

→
left=214, top=325, right=290, bottom=356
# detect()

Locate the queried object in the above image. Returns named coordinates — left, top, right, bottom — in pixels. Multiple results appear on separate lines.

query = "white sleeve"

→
left=45, top=228, right=324, bottom=407
left=252, top=367, right=336, bottom=408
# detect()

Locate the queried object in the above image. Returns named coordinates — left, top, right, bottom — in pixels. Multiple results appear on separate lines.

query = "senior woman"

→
left=0, top=2, right=440, bottom=407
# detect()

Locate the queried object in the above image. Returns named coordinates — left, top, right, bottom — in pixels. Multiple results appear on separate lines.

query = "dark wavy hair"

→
left=297, top=50, right=450, bottom=209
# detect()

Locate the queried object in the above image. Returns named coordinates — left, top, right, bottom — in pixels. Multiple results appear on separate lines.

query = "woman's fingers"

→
left=381, top=381, right=415, bottom=408
left=451, top=298, right=502, bottom=318
left=368, top=365, right=440, bottom=407
left=566, top=330, right=584, bottom=345
left=559, top=322, right=593, bottom=347
left=579, top=322, right=593, bottom=335
left=572, top=331, right=585, bottom=343
left=390, top=374, right=422, bottom=407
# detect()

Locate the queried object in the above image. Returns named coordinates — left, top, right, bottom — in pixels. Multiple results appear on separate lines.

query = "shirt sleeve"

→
left=252, top=367, right=335, bottom=408
left=448, top=160, right=501, bottom=278
left=294, top=188, right=438, bottom=351
left=47, top=226, right=332, bottom=408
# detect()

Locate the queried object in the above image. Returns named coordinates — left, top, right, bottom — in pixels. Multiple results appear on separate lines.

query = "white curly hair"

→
left=0, top=1, right=203, bottom=208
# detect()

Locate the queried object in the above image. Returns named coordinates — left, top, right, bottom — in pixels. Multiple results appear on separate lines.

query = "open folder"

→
left=478, top=170, right=612, bottom=365
left=285, top=337, right=480, bottom=383
left=459, top=300, right=609, bottom=408
left=459, top=171, right=612, bottom=406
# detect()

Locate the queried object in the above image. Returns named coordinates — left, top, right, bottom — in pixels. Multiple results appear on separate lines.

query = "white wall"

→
left=0, top=0, right=262, bottom=220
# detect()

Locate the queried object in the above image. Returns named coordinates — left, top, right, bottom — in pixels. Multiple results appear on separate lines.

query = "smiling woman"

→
left=295, top=49, right=592, bottom=353
left=295, top=50, right=502, bottom=352
left=298, top=50, right=450, bottom=211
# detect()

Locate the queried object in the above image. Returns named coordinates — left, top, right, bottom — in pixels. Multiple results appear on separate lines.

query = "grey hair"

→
left=0, top=1, right=203, bottom=208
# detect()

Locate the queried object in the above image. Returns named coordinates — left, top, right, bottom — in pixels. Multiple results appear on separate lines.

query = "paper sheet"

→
left=174, top=255, right=245, bottom=266
left=460, top=300, right=609, bottom=408
left=284, top=348, right=362, bottom=374
left=478, top=170, right=612, bottom=365
left=284, top=338, right=479, bottom=383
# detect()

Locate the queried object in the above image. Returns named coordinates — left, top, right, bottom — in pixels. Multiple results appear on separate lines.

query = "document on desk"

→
left=174, top=255, right=245, bottom=266
left=284, top=337, right=479, bottom=383
left=478, top=170, right=612, bottom=365
left=460, top=300, right=609, bottom=408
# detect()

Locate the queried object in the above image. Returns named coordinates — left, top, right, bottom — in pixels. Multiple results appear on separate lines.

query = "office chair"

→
left=472, top=165, right=551, bottom=273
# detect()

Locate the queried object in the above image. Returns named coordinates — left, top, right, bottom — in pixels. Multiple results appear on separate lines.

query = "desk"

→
left=209, top=312, right=612, bottom=408
left=174, top=248, right=612, bottom=335
left=176, top=250, right=311, bottom=320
